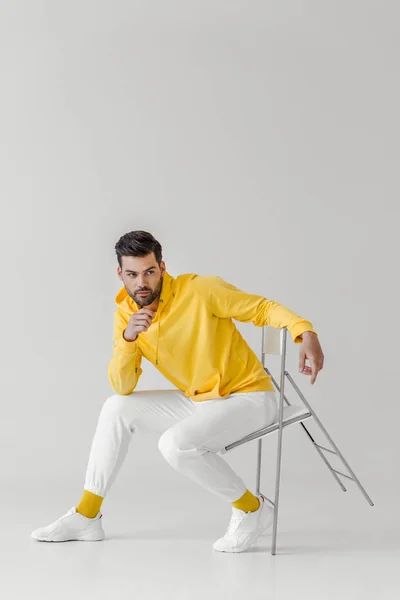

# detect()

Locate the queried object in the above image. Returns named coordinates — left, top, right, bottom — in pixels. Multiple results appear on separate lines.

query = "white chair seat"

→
left=255, top=404, right=311, bottom=438
left=279, top=404, right=310, bottom=424
left=222, top=404, right=311, bottom=454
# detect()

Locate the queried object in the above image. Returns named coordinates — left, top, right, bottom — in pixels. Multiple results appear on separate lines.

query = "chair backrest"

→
left=262, top=326, right=286, bottom=356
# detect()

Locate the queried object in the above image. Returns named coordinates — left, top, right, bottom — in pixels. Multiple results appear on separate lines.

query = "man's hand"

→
left=123, top=308, right=156, bottom=342
left=299, top=331, right=324, bottom=385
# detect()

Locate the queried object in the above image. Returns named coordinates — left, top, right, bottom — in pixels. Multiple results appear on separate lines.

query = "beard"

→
left=129, top=276, right=163, bottom=307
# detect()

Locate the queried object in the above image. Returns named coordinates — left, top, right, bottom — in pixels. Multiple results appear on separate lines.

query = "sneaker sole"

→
left=31, top=529, right=105, bottom=542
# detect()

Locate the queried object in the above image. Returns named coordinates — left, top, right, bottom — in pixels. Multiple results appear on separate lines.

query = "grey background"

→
left=0, top=1, right=399, bottom=598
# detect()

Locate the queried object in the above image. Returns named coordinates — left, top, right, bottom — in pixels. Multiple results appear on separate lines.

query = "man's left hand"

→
left=299, top=331, right=324, bottom=385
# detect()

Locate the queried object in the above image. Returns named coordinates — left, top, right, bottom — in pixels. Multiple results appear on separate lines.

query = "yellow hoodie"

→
left=108, top=271, right=317, bottom=402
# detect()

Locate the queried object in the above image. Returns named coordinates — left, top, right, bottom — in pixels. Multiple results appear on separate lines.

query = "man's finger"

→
left=309, top=357, right=319, bottom=384
left=299, top=351, right=306, bottom=372
left=136, top=314, right=153, bottom=323
left=138, top=308, right=156, bottom=317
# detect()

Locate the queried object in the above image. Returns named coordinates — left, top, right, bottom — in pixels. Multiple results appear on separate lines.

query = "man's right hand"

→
left=123, top=308, right=156, bottom=342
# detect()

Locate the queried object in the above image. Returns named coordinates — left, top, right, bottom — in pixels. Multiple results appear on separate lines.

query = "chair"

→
left=219, top=326, right=374, bottom=555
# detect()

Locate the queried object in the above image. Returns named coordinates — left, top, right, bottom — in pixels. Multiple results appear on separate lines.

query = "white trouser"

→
left=84, top=389, right=278, bottom=503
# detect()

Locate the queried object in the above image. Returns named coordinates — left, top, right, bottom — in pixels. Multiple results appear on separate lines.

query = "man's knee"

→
left=158, top=429, right=206, bottom=465
left=100, top=393, right=129, bottom=419
left=158, top=429, right=178, bottom=461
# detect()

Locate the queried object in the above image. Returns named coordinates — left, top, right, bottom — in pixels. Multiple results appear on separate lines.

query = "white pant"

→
left=84, top=389, right=278, bottom=503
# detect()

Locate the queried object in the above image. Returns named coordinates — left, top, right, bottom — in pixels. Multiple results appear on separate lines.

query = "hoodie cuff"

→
left=290, top=321, right=317, bottom=344
left=117, top=332, right=139, bottom=354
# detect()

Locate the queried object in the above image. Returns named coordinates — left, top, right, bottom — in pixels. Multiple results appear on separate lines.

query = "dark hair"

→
left=114, top=230, right=163, bottom=269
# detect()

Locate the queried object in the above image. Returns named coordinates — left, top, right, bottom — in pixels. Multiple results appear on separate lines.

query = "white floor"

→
left=2, top=479, right=399, bottom=600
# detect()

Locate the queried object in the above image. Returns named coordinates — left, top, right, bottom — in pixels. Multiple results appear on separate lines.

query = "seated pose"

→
left=31, top=230, right=324, bottom=553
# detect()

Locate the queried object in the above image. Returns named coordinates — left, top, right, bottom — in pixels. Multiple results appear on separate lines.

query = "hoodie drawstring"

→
left=155, top=293, right=174, bottom=366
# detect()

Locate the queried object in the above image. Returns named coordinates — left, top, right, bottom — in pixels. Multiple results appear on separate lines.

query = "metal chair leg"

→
left=271, top=328, right=288, bottom=555
left=268, top=371, right=348, bottom=493
left=285, top=372, right=374, bottom=507
left=266, top=366, right=367, bottom=496
left=255, top=438, right=262, bottom=495
left=256, top=325, right=266, bottom=498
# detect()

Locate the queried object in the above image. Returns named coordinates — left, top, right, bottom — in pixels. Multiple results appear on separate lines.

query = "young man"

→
left=31, top=231, right=324, bottom=552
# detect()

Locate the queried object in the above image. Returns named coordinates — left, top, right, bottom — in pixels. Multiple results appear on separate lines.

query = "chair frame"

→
left=219, top=327, right=374, bottom=555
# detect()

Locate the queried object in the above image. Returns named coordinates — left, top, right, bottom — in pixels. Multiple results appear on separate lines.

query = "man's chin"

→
left=134, top=296, right=153, bottom=306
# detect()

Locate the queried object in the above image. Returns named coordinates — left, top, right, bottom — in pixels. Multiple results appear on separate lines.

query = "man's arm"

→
left=195, top=275, right=324, bottom=383
left=107, top=309, right=143, bottom=395
left=194, top=275, right=317, bottom=344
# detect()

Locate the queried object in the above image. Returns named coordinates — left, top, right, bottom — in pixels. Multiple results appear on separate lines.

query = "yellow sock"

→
left=232, top=489, right=260, bottom=513
left=76, top=490, right=104, bottom=518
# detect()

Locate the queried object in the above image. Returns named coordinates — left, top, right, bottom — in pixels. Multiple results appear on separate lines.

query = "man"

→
left=31, top=230, right=324, bottom=552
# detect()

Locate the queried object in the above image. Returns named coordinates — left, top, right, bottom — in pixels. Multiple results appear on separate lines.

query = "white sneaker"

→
left=212, top=494, right=274, bottom=553
left=31, top=507, right=105, bottom=542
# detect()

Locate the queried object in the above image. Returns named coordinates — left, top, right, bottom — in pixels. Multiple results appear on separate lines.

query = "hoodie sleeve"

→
left=196, top=276, right=317, bottom=344
left=107, top=308, right=143, bottom=395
